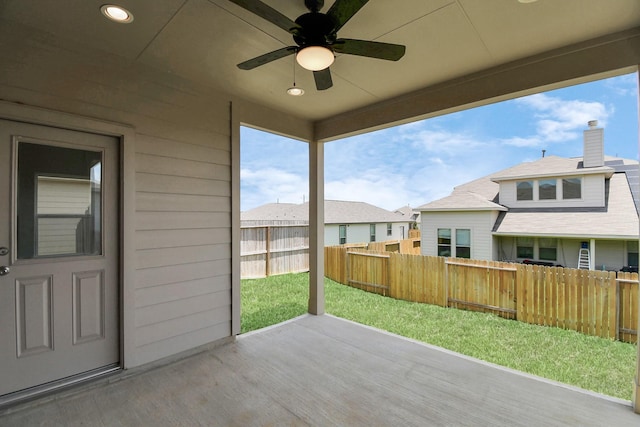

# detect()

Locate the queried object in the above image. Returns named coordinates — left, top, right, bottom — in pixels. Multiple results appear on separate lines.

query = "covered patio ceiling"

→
left=1, top=0, right=639, bottom=140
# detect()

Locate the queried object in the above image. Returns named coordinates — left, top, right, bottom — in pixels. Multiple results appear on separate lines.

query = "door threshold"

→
left=0, top=364, right=121, bottom=411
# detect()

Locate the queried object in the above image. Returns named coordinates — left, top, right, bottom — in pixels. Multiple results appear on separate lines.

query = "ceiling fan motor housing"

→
left=293, top=12, right=337, bottom=48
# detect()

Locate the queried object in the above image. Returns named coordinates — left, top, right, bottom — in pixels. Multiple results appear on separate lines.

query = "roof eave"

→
left=492, top=231, right=639, bottom=239
left=491, top=167, right=615, bottom=183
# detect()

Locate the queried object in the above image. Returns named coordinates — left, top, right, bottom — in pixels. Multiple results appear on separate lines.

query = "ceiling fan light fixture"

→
left=296, top=46, right=334, bottom=71
left=100, top=5, right=134, bottom=23
left=287, top=85, right=305, bottom=96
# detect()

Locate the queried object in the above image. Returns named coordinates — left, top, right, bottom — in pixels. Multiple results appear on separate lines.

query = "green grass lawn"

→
left=241, top=273, right=638, bottom=401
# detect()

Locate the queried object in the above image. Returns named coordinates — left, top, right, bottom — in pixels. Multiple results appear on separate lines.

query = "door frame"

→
left=0, top=101, right=136, bottom=375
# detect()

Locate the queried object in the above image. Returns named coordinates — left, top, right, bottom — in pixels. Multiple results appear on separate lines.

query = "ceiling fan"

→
left=229, top=0, right=406, bottom=91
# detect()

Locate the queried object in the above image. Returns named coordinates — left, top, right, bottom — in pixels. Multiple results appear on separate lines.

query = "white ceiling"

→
left=1, top=0, right=639, bottom=131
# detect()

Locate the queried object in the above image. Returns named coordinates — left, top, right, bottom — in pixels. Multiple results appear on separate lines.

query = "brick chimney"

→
left=583, top=120, right=604, bottom=168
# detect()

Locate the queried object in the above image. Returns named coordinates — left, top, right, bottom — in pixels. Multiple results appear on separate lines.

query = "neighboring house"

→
left=418, top=122, right=639, bottom=271
left=242, top=200, right=411, bottom=245
left=394, top=205, right=421, bottom=229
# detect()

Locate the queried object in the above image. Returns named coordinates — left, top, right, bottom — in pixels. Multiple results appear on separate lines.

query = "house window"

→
left=628, top=241, right=638, bottom=267
left=516, top=181, right=533, bottom=201
left=370, top=224, right=376, bottom=242
left=539, top=179, right=556, bottom=200
left=562, top=177, right=581, bottom=199
left=456, top=229, right=471, bottom=259
left=437, top=228, right=451, bottom=257
left=539, top=238, right=557, bottom=261
left=387, top=223, right=392, bottom=236
left=339, top=225, right=347, bottom=245
left=517, top=237, right=534, bottom=259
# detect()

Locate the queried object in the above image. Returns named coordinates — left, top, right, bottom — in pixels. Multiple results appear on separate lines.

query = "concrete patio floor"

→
left=1, top=314, right=638, bottom=426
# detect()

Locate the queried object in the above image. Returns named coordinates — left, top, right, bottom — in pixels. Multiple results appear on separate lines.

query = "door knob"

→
left=0, top=247, right=8, bottom=256
left=0, top=266, right=9, bottom=276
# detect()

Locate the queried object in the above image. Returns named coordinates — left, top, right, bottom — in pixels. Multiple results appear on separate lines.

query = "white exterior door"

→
left=0, top=119, right=119, bottom=398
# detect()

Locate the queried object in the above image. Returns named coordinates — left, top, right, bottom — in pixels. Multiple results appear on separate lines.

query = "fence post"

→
left=444, top=258, right=449, bottom=308
left=265, top=226, right=271, bottom=277
left=615, top=274, right=621, bottom=341
left=515, top=264, right=522, bottom=321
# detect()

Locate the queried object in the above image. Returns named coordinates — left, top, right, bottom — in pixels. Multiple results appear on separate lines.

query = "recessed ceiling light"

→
left=518, top=0, right=539, bottom=3
left=287, top=86, right=305, bottom=96
left=101, top=5, right=134, bottom=23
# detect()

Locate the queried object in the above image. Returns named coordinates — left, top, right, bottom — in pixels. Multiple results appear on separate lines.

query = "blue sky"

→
left=241, top=72, right=639, bottom=212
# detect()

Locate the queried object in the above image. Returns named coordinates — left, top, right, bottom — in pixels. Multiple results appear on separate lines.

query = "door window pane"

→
left=17, top=142, right=102, bottom=259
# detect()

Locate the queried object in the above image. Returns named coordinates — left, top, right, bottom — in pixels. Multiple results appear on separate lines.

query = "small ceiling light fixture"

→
left=296, top=46, right=334, bottom=71
left=287, top=54, right=304, bottom=96
left=517, top=0, right=539, bottom=3
left=287, top=85, right=305, bottom=96
left=100, top=4, right=134, bottom=23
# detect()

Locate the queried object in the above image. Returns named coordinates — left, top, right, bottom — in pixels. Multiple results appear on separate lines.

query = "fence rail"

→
left=324, top=246, right=639, bottom=344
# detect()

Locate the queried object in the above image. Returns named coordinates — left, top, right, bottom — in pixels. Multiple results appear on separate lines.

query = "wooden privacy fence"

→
left=324, top=246, right=639, bottom=343
left=241, top=224, right=309, bottom=278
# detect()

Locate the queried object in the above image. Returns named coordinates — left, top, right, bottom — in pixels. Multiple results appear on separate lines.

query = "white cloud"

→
left=241, top=167, right=307, bottom=210
left=397, top=127, right=486, bottom=155
left=508, top=93, right=611, bottom=146
left=604, top=72, right=638, bottom=97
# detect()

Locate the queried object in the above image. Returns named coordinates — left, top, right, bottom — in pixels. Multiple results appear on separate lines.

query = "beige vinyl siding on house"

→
left=421, top=211, right=497, bottom=260
left=498, top=174, right=605, bottom=208
left=0, top=24, right=240, bottom=367
left=134, top=134, right=231, bottom=365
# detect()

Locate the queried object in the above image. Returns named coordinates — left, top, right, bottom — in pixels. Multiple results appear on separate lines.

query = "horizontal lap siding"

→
left=135, top=134, right=231, bottom=364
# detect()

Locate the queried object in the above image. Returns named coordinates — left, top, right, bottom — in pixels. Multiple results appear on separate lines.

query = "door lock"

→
left=0, top=247, right=8, bottom=256
left=0, top=266, right=9, bottom=276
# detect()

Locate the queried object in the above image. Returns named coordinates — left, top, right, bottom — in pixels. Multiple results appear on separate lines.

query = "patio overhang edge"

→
left=313, top=26, right=640, bottom=142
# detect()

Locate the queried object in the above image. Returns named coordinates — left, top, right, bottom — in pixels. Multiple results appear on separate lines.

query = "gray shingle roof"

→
left=241, top=200, right=408, bottom=224
left=490, top=155, right=614, bottom=182
left=418, top=191, right=506, bottom=212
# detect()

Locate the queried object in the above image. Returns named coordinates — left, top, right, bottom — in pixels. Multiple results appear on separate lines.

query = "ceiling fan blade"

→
left=326, top=0, right=369, bottom=32
left=333, top=38, right=406, bottom=61
left=237, top=47, right=296, bottom=70
left=227, top=0, right=298, bottom=33
left=313, top=68, right=333, bottom=90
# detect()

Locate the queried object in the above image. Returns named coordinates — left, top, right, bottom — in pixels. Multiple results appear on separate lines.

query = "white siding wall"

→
left=583, top=128, right=604, bottom=167
left=498, top=174, right=605, bottom=208
left=324, top=223, right=409, bottom=246
left=595, top=240, right=625, bottom=271
left=420, top=211, right=496, bottom=260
